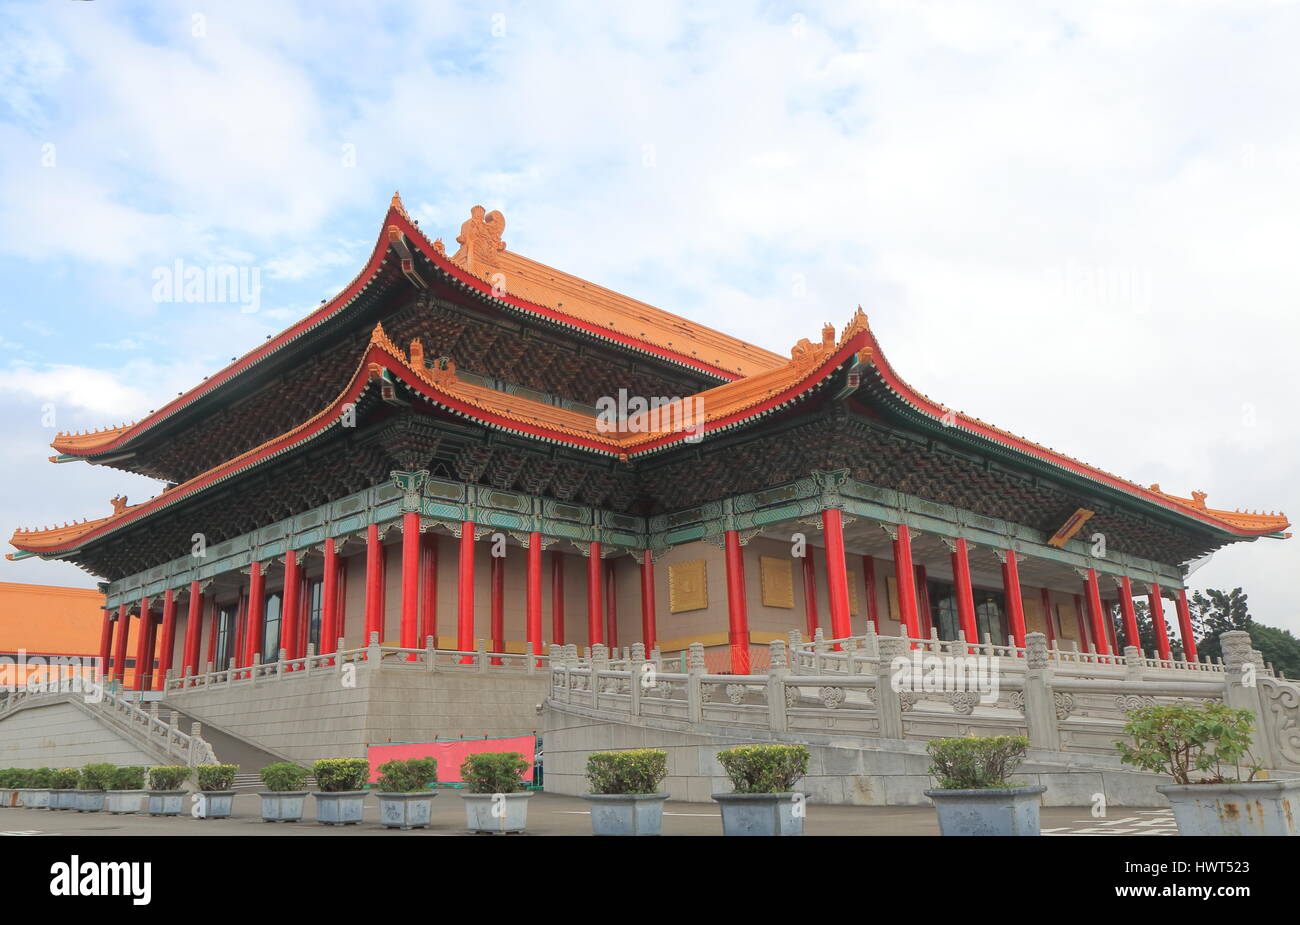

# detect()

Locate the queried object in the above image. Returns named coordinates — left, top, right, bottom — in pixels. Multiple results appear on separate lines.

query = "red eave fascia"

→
left=860, top=328, right=1281, bottom=538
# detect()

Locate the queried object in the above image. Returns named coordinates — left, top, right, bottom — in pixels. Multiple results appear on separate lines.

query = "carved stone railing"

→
left=163, top=634, right=550, bottom=694
left=0, top=681, right=217, bottom=766
left=549, top=631, right=1300, bottom=771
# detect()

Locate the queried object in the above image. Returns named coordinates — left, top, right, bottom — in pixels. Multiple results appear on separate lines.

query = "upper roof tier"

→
left=48, top=194, right=786, bottom=465
left=10, top=307, right=1291, bottom=563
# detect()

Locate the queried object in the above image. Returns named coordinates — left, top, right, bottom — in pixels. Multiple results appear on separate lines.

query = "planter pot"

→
left=924, top=785, right=1046, bottom=836
left=376, top=792, right=437, bottom=830
left=1157, top=779, right=1300, bottom=836
left=147, top=791, right=186, bottom=816
left=104, top=790, right=147, bottom=814
left=584, top=793, right=669, bottom=836
left=195, top=791, right=236, bottom=819
left=712, top=792, right=804, bottom=836
left=22, top=789, right=50, bottom=809
left=461, top=792, right=532, bottom=833
left=0, top=788, right=12, bottom=807
left=74, top=790, right=106, bottom=813
left=259, top=792, right=308, bottom=823
left=313, top=791, right=368, bottom=826
left=49, top=790, right=77, bottom=810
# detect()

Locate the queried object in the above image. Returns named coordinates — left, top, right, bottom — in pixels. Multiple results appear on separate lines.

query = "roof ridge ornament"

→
left=389, top=190, right=410, bottom=220
left=451, top=205, right=506, bottom=273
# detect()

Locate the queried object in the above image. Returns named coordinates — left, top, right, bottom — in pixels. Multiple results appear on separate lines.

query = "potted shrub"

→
left=375, top=757, right=438, bottom=830
left=75, top=763, right=114, bottom=812
left=712, top=744, right=810, bottom=836
left=146, top=766, right=189, bottom=816
left=104, top=766, right=148, bottom=814
left=1116, top=702, right=1294, bottom=836
left=584, top=749, right=670, bottom=836
left=460, top=752, right=533, bottom=834
left=48, top=768, right=79, bottom=810
left=259, top=762, right=310, bottom=822
left=312, top=758, right=371, bottom=826
left=23, top=768, right=54, bottom=808
left=0, top=769, right=18, bottom=807
left=194, top=764, right=239, bottom=819
left=923, top=735, right=1045, bottom=836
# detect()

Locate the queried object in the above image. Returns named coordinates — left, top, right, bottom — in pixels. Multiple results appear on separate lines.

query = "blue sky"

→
left=0, top=0, right=1296, bottom=629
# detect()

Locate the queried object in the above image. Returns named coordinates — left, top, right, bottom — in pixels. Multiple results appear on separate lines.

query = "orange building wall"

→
left=0, top=581, right=109, bottom=685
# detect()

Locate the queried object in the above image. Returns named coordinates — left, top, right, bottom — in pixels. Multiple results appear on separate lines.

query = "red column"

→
left=181, top=582, right=203, bottom=676
left=1150, top=585, right=1171, bottom=660
left=282, top=550, right=300, bottom=661
left=1118, top=576, right=1140, bottom=649
left=364, top=524, right=382, bottom=645
left=1175, top=589, right=1198, bottom=662
left=420, top=533, right=438, bottom=645
left=205, top=597, right=218, bottom=668
left=458, top=522, right=475, bottom=661
left=551, top=552, right=565, bottom=646
left=1084, top=568, right=1110, bottom=656
left=400, top=512, right=420, bottom=654
left=321, top=538, right=338, bottom=655
left=640, top=550, right=656, bottom=651
left=245, top=561, right=265, bottom=669
left=133, top=598, right=152, bottom=692
left=232, top=590, right=247, bottom=668
left=724, top=529, right=751, bottom=674
left=490, top=551, right=505, bottom=665
left=862, top=556, right=879, bottom=631
left=1001, top=551, right=1027, bottom=647
left=950, top=538, right=978, bottom=648
left=915, top=565, right=932, bottom=637
left=156, top=589, right=178, bottom=690
left=1039, top=588, right=1056, bottom=648
left=97, top=609, right=113, bottom=684
left=822, top=509, right=851, bottom=642
left=527, top=533, right=543, bottom=661
left=112, top=604, right=131, bottom=683
left=892, top=525, right=920, bottom=639
left=586, top=541, right=603, bottom=646
left=605, top=560, right=619, bottom=650
left=801, top=551, right=819, bottom=637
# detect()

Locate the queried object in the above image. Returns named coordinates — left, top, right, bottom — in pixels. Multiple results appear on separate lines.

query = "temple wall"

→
left=0, top=700, right=158, bottom=768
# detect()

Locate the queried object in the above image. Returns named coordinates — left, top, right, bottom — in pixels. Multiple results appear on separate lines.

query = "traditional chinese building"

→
left=7, top=195, right=1290, bottom=692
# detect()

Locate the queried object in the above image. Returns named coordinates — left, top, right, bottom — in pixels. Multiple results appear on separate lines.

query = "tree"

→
left=1111, top=600, right=1181, bottom=659
left=1192, top=588, right=1251, bottom=665
left=1247, top=624, right=1300, bottom=679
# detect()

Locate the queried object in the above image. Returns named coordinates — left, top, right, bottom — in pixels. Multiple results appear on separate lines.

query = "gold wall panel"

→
left=759, top=556, right=795, bottom=609
left=668, top=559, right=708, bottom=613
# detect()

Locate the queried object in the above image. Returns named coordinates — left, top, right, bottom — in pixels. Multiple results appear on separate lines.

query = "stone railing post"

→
left=630, top=643, right=646, bottom=716
left=277, top=648, right=287, bottom=678
left=1023, top=632, right=1060, bottom=751
left=687, top=642, right=705, bottom=724
left=250, top=653, right=261, bottom=687
left=874, top=637, right=905, bottom=739
left=844, top=637, right=858, bottom=674
left=476, top=638, right=488, bottom=673
left=305, top=644, right=316, bottom=676
left=861, top=620, right=879, bottom=659
left=226, top=658, right=235, bottom=686
left=812, top=628, right=826, bottom=672
left=766, top=639, right=790, bottom=732
left=1221, top=630, right=1275, bottom=767
left=368, top=632, right=382, bottom=671
left=591, top=644, right=609, bottom=709
left=1123, top=645, right=1145, bottom=682
left=425, top=635, right=436, bottom=672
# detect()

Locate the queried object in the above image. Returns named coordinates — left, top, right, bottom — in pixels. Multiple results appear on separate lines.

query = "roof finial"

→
left=390, top=191, right=410, bottom=219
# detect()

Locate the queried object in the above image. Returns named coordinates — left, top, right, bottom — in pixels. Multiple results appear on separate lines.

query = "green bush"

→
left=30, top=768, right=54, bottom=788
left=260, top=762, right=309, bottom=792
left=376, top=758, right=438, bottom=793
left=716, top=744, right=810, bottom=794
left=927, top=735, right=1029, bottom=790
left=586, top=749, right=668, bottom=795
left=51, top=768, right=80, bottom=790
left=196, top=764, right=239, bottom=791
left=108, top=766, right=146, bottom=791
left=147, top=766, right=190, bottom=791
left=78, top=763, right=116, bottom=791
left=459, top=752, right=530, bottom=794
left=0, top=769, right=20, bottom=788
left=1115, top=702, right=1259, bottom=785
left=312, top=758, right=370, bottom=792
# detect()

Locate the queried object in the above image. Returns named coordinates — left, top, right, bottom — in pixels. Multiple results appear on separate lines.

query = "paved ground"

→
left=0, top=794, right=1177, bottom=836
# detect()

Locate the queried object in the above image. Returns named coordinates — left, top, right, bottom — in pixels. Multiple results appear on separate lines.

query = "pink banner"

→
left=366, top=736, right=536, bottom=784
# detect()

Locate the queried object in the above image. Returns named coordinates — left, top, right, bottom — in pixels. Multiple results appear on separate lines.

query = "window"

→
left=925, top=580, right=1008, bottom=644
left=262, top=593, right=282, bottom=660
left=214, top=604, right=239, bottom=668
left=306, top=579, right=324, bottom=653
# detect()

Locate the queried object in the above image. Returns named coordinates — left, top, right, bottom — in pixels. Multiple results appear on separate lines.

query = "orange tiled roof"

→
left=50, top=196, right=782, bottom=459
